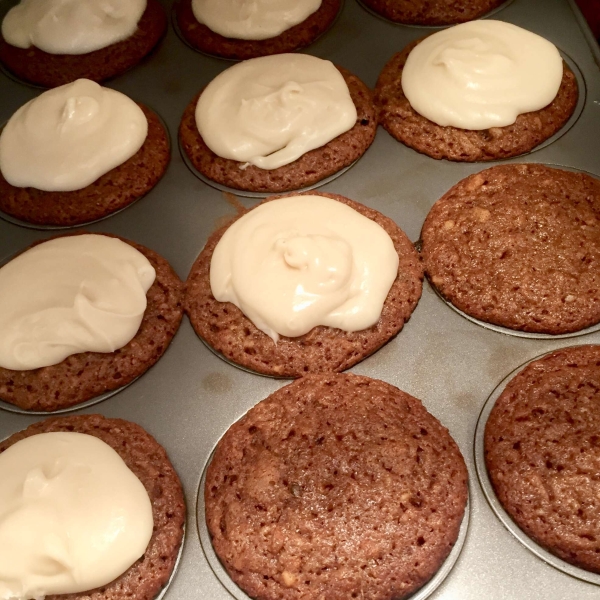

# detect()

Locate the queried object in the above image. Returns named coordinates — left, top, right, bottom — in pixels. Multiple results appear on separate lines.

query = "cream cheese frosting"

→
left=210, top=195, right=399, bottom=341
left=401, top=20, right=563, bottom=130
left=0, top=431, right=153, bottom=600
left=1, top=0, right=146, bottom=55
left=195, top=54, right=357, bottom=170
left=191, top=0, right=322, bottom=41
left=0, top=234, right=156, bottom=371
left=0, top=79, right=148, bottom=192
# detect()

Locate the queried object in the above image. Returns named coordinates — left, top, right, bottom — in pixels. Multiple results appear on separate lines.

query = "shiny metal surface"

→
left=0, top=0, right=599, bottom=598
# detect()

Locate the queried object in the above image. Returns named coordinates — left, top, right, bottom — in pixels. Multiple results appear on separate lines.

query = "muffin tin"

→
left=1, top=0, right=599, bottom=598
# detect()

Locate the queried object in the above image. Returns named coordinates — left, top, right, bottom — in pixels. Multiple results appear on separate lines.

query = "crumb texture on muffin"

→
left=206, top=373, right=468, bottom=600
left=185, top=192, right=423, bottom=377
left=485, top=345, right=600, bottom=573
left=420, top=164, right=600, bottom=334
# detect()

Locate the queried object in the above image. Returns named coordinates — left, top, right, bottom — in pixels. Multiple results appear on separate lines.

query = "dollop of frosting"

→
left=191, top=0, right=321, bottom=40
left=0, top=432, right=153, bottom=600
left=0, top=234, right=156, bottom=371
left=210, top=195, right=399, bottom=341
left=195, top=54, right=357, bottom=170
left=401, top=20, right=563, bottom=130
left=1, top=0, right=146, bottom=55
left=0, top=79, right=148, bottom=192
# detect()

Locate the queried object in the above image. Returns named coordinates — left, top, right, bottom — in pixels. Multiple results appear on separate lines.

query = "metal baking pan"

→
left=0, top=0, right=599, bottom=598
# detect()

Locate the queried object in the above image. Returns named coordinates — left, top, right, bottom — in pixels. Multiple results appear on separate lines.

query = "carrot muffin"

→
left=0, top=79, right=169, bottom=227
left=206, top=373, right=469, bottom=600
left=185, top=192, right=423, bottom=377
left=375, top=21, right=578, bottom=161
left=420, top=164, right=600, bottom=335
left=485, top=345, right=600, bottom=573
left=360, top=0, right=506, bottom=25
left=0, top=0, right=167, bottom=88
left=179, top=54, right=376, bottom=193
left=0, top=233, right=183, bottom=412
left=175, top=0, right=341, bottom=60
left=0, top=414, right=186, bottom=599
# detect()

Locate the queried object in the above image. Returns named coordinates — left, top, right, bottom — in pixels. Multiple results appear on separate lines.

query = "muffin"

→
left=375, top=22, right=578, bottom=161
left=179, top=55, right=376, bottom=194
left=0, top=413, right=186, bottom=599
left=185, top=192, right=423, bottom=377
left=360, top=0, right=506, bottom=25
left=175, top=0, right=341, bottom=60
left=420, top=164, right=600, bottom=335
left=484, top=345, right=600, bottom=573
left=205, top=373, right=469, bottom=600
left=0, top=0, right=167, bottom=88
left=0, top=79, right=170, bottom=227
left=0, top=233, right=183, bottom=412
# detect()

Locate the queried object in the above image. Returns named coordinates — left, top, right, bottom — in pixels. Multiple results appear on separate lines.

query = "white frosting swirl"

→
left=1, top=0, right=146, bottom=55
left=195, top=54, right=357, bottom=170
left=210, top=195, right=399, bottom=341
left=0, top=234, right=156, bottom=371
left=0, top=79, right=148, bottom=192
left=0, top=432, right=153, bottom=600
left=191, top=0, right=322, bottom=40
left=401, top=20, right=563, bottom=130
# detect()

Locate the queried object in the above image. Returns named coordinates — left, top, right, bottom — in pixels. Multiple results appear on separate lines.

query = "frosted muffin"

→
left=375, top=21, right=578, bottom=161
left=179, top=54, right=376, bottom=193
left=175, top=0, right=341, bottom=60
left=0, top=414, right=185, bottom=599
left=0, top=79, right=170, bottom=227
left=0, top=233, right=183, bottom=411
left=0, top=0, right=167, bottom=87
left=185, top=192, right=423, bottom=377
left=206, top=373, right=468, bottom=600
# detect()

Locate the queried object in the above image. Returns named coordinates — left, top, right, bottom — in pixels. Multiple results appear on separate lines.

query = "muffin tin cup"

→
left=197, top=441, right=471, bottom=600
left=474, top=346, right=600, bottom=586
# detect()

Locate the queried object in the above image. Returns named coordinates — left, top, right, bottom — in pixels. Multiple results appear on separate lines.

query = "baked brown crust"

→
left=420, top=164, right=600, bottom=335
left=206, top=373, right=468, bottom=600
left=179, top=67, right=377, bottom=193
left=0, top=0, right=167, bottom=88
left=0, top=104, right=170, bottom=227
left=0, top=234, right=184, bottom=412
left=360, top=0, right=505, bottom=25
left=374, top=39, right=579, bottom=162
left=174, top=0, right=341, bottom=60
left=0, top=414, right=186, bottom=600
left=185, top=192, right=423, bottom=377
left=484, top=345, right=600, bottom=573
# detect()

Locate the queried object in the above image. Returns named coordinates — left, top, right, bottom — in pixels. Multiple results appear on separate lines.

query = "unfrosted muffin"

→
left=206, top=373, right=468, bottom=600
left=0, top=0, right=167, bottom=87
left=485, top=345, right=600, bottom=573
left=420, top=164, right=600, bottom=334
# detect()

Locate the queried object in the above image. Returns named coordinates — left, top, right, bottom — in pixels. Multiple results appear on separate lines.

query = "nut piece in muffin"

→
left=179, top=53, right=377, bottom=194
left=206, top=373, right=468, bottom=600
left=375, top=21, right=578, bottom=162
left=185, top=192, right=423, bottom=377
left=0, top=79, right=170, bottom=227
left=0, top=233, right=183, bottom=412
left=175, top=0, right=341, bottom=60
left=485, top=345, right=600, bottom=573
left=420, top=164, right=600, bottom=335
left=0, top=414, right=186, bottom=599
left=0, top=0, right=167, bottom=88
